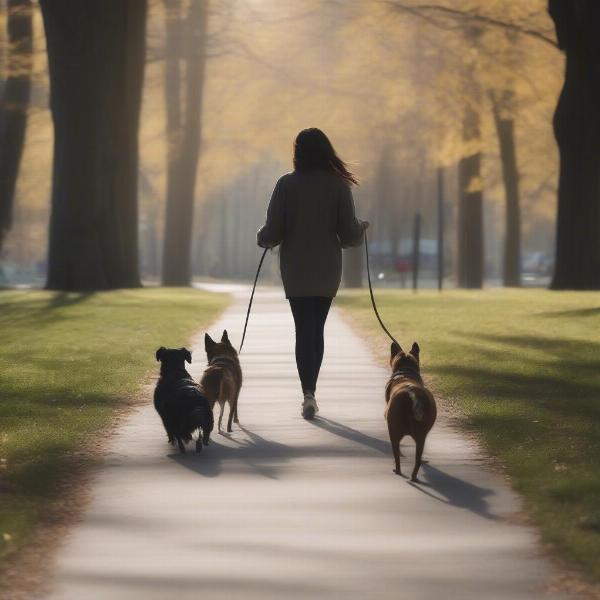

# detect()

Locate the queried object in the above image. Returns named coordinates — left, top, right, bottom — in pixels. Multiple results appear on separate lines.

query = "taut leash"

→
left=239, top=232, right=398, bottom=354
left=364, top=229, right=401, bottom=348
left=238, top=247, right=268, bottom=354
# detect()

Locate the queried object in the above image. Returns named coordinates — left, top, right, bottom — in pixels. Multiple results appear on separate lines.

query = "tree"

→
left=161, top=0, right=208, bottom=286
left=548, top=0, right=600, bottom=289
left=40, top=0, right=147, bottom=290
left=457, top=26, right=484, bottom=289
left=0, top=0, right=32, bottom=250
left=385, top=1, right=556, bottom=288
left=490, top=88, right=521, bottom=286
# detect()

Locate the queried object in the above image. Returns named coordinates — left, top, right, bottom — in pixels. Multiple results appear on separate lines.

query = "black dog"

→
left=154, top=347, right=214, bottom=454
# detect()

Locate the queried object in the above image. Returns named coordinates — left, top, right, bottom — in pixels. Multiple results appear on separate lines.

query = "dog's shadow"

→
left=169, top=424, right=290, bottom=480
left=409, top=463, right=498, bottom=521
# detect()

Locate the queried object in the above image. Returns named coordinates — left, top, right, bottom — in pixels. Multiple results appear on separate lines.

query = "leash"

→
left=364, top=229, right=401, bottom=348
left=238, top=247, right=268, bottom=354
left=239, top=231, right=398, bottom=354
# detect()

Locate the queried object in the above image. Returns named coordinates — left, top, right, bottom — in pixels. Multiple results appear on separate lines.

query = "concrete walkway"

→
left=45, top=286, right=565, bottom=600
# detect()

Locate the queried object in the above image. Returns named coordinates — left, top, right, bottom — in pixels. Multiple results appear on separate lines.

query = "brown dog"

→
left=200, top=330, right=242, bottom=433
left=385, top=341, right=436, bottom=482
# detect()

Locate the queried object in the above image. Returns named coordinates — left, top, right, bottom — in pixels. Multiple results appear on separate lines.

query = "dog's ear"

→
left=221, top=329, right=230, bottom=344
left=205, top=333, right=216, bottom=353
left=156, top=346, right=166, bottom=362
left=410, top=342, right=420, bottom=360
left=391, top=341, right=402, bottom=359
left=181, top=347, right=192, bottom=364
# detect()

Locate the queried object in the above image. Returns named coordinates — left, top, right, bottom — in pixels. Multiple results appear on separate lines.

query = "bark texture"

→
left=41, top=0, right=147, bottom=290
left=490, top=89, right=521, bottom=287
left=549, top=0, right=600, bottom=289
left=0, top=0, right=32, bottom=250
left=162, top=0, right=208, bottom=286
left=457, top=103, right=483, bottom=288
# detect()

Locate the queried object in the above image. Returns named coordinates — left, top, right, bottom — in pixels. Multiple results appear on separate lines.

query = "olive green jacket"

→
left=257, top=171, right=365, bottom=298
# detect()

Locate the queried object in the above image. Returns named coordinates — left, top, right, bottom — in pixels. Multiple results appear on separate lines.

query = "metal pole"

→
left=412, top=212, right=421, bottom=292
left=437, top=166, right=445, bottom=291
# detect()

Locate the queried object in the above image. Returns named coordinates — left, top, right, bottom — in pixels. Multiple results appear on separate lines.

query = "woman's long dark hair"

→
left=293, top=128, right=358, bottom=185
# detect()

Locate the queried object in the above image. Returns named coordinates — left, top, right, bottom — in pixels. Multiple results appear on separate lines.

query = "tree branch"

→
left=384, top=1, right=558, bottom=48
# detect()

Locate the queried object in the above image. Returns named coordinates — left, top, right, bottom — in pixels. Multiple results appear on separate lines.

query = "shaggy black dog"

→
left=154, top=347, right=214, bottom=454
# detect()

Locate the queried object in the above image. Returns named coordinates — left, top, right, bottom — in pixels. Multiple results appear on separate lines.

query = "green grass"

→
left=0, top=288, right=228, bottom=563
left=337, top=288, right=600, bottom=580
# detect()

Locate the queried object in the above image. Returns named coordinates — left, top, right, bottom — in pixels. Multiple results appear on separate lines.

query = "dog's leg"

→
left=233, top=390, right=240, bottom=424
left=412, top=436, right=425, bottom=482
left=388, top=425, right=402, bottom=476
left=196, top=437, right=203, bottom=453
left=218, top=402, right=225, bottom=431
left=227, top=399, right=234, bottom=433
left=177, top=438, right=186, bottom=454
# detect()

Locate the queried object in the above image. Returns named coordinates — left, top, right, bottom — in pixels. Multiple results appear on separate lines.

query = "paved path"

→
left=45, top=286, right=565, bottom=600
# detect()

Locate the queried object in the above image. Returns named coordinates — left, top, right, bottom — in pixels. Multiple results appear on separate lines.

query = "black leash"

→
left=238, top=247, right=268, bottom=354
left=364, top=229, right=401, bottom=348
left=239, top=232, right=398, bottom=354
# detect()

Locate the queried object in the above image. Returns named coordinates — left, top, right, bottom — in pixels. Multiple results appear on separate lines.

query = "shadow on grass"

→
left=438, top=332, right=600, bottom=423
left=535, top=306, right=600, bottom=319
left=47, top=291, right=95, bottom=309
left=0, top=291, right=96, bottom=329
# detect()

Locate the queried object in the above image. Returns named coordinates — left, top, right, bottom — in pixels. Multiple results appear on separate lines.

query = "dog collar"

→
left=209, top=356, right=238, bottom=368
left=391, top=368, right=423, bottom=385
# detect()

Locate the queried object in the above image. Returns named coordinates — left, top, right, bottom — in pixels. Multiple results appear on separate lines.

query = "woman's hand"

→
left=257, top=239, right=274, bottom=249
left=361, top=220, right=370, bottom=230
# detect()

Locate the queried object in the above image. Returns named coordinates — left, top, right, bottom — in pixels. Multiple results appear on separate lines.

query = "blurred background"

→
left=0, top=1, right=563, bottom=289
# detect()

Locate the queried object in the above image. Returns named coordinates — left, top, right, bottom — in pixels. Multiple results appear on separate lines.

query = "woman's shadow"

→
left=308, top=415, right=390, bottom=454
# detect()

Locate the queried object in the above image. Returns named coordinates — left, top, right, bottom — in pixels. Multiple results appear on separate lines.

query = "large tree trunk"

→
left=0, top=0, right=32, bottom=250
left=490, top=90, right=521, bottom=287
left=549, top=0, right=600, bottom=289
left=457, top=103, right=484, bottom=288
left=162, top=0, right=207, bottom=286
left=41, top=0, right=147, bottom=290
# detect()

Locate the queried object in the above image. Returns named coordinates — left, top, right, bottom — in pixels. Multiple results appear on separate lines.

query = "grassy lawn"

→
left=337, top=288, right=600, bottom=580
left=0, top=288, right=228, bottom=565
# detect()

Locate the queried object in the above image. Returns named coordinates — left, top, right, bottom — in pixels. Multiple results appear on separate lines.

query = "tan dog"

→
left=200, top=330, right=242, bottom=433
left=385, top=342, right=436, bottom=482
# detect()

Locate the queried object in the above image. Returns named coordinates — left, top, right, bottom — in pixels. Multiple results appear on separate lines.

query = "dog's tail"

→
left=407, top=386, right=425, bottom=421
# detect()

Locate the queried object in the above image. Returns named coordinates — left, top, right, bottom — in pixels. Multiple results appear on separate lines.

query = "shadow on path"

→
left=169, top=424, right=290, bottom=480
left=308, top=416, right=389, bottom=454
left=409, top=463, right=498, bottom=521
left=168, top=418, right=392, bottom=480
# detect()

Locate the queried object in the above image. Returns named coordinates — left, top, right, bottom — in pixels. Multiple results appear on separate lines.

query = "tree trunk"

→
left=162, top=0, right=207, bottom=286
left=0, top=0, right=32, bottom=250
left=457, top=103, right=484, bottom=288
left=41, top=0, right=147, bottom=290
left=549, top=0, right=600, bottom=289
left=490, top=90, right=521, bottom=287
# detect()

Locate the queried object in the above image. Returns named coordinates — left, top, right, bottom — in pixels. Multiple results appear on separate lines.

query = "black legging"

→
left=288, top=296, right=333, bottom=394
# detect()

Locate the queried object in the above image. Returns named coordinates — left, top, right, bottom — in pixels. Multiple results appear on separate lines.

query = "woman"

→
left=257, top=128, right=368, bottom=419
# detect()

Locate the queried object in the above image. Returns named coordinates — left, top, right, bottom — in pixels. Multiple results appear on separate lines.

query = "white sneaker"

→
left=302, top=392, right=318, bottom=420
